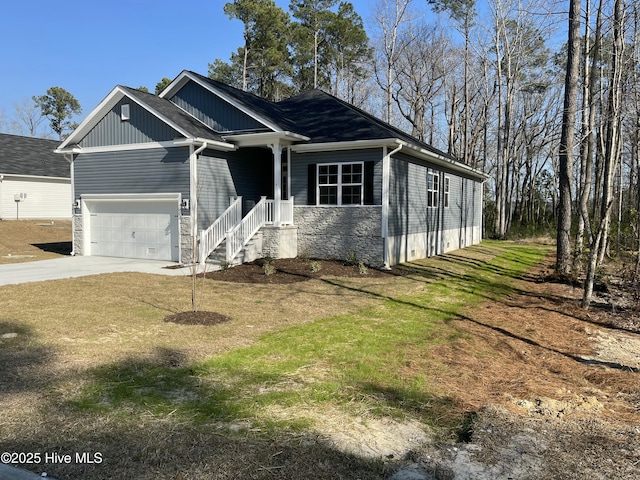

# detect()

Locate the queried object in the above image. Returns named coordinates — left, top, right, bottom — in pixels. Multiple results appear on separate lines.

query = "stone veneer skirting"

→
left=294, top=206, right=384, bottom=267
left=72, top=213, right=83, bottom=256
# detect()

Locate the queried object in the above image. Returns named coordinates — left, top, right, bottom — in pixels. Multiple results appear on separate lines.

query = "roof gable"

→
left=168, top=79, right=269, bottom=133
left=0, top=134, right=69, bottom=178
left=160, top=71, right=295, bottom=132
left=58, top=86, right=229, bottom=152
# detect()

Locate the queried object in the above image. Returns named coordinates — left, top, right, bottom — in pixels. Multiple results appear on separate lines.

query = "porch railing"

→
left=199, top=196, right=242, bottom=265
left=200, top=196, right=296, bottom=265
left=265, top=197, right=294, bottom=225
left=226, top=196, right=269, bottom=262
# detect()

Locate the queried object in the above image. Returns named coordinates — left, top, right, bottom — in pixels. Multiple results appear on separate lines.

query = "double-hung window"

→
left=444, top=176, right=450, bottom=208
left=318, top=162, right=363, bottom=205
left=427, top=171, right=439, bottom=208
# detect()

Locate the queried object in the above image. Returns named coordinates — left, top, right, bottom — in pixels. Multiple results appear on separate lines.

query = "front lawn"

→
left=5, top=240, right=638, bottom=479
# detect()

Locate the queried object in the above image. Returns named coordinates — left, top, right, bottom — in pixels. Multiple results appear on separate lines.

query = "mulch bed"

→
left=202, top=257, right=398, bottom=284
left=165, top=311, right=231, bottom=326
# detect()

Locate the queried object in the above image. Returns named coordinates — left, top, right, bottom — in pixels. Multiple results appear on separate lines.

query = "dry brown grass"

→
left=0, top=219, right=71, bottom=263
left=2, top=226, right=640, bottom=479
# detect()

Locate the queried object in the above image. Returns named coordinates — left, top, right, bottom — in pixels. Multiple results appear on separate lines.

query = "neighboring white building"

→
left=0, top=133, right=71, bottom=220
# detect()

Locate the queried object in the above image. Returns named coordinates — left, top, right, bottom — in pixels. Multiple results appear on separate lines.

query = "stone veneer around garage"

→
left=294, top=206, right=384, bottom=267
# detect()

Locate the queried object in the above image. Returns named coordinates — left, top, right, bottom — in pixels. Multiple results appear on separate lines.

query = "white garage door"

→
left=88, top=199, right=179, bottom=261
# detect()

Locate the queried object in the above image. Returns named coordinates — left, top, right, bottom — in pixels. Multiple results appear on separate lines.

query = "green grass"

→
left=71, top=241, right=550, bottom=436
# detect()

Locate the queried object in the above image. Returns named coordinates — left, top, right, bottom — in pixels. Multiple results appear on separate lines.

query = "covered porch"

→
left=194, top=131, right=307, bottom=266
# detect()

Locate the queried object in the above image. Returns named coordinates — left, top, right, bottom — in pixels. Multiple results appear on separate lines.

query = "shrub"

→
left=344, top=249, right=359, bottom=266
left=358, top=261, right=368, bottom=275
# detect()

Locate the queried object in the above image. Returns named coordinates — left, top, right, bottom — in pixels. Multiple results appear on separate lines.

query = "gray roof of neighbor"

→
left=0, top=133, right=70, bottom=178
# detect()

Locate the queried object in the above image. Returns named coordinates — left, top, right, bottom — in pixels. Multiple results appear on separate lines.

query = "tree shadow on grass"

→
left=1, top=419, right=387, bottom=480
left=0, top=321, right=56, bottom=393
left=20, top=347, right=390, bottom=480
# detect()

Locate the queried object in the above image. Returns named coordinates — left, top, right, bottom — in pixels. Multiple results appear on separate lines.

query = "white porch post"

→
left=270, top=141, right=282, bottom=227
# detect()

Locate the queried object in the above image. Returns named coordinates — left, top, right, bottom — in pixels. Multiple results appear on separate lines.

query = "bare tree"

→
left=391, top=22, right=448, bottom=141
left=12, top=98, right=46, bottom=137
left=371, top=0, right=414, bottom=124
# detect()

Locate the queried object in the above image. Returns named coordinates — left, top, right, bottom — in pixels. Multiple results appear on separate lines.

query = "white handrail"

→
left=199, top=196, right=242, bottom=265
left=226, top=196, right=268, bottom=262
left=264, top=197, right=294, bottom=226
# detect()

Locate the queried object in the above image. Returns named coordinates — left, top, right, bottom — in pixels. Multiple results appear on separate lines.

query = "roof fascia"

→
left=0, top=173, right=70, bottom=181
left=291, top=138, right=400, bottom=153
left=291, top=138, right=487, bottom=181
left=173, top=137, right=237, bottom=151
left=160, top=71, right=282, bottom=133
left=396, top=140, right=489, bottom=181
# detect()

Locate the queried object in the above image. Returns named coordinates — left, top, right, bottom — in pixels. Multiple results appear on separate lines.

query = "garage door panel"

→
left=87, top=199, right=179, bottom=261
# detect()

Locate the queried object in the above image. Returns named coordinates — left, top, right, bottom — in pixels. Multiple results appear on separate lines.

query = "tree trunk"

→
left=557, top=0, right=581, bottom=275
left=574, top=0, right=602, bottom=273
left=597, top=0, right=625, bottom=264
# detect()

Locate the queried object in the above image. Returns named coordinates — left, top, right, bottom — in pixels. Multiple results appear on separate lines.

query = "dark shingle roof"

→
left=121, top=86, right=227, bottom=142
left=186, top=72, right=301, bottom=132
left=0, top=134, right=69, bottom=178
left=277, top=89, right=457, bottom=161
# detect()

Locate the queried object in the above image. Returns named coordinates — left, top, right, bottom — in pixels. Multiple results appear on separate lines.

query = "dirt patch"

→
left=164, top=311, right=231, bottom=326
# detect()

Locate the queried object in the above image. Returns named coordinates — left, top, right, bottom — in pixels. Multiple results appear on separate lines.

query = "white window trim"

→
left=317, top=162, right=365, bottom=206
left=427, top=170, right=439, bottom=208
left=444, top=176, right=450, bottom=208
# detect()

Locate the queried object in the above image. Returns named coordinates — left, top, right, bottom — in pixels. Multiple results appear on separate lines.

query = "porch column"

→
left=270, top=142, right=281, bottom=226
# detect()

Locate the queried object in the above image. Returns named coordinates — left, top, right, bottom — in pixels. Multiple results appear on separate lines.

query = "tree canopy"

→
left=32, top=87, right=81, bottom=140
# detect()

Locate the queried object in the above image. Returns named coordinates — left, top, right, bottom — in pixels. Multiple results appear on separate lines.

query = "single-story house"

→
left=0, top=133, right=71, bottom=220
left=55, top=70, right=486, bottom=268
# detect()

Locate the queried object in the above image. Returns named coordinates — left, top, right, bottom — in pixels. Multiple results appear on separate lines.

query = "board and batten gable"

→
left=73, top=147, right=191, bottom=203
left=289, top=148, right=383, bottom=205
left=168, top=81, right=267, bottom=133
left=80, top=98, right=181, bottom=147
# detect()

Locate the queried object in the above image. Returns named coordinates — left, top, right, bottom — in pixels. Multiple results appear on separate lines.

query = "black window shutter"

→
left=364, top=161, right=375, bottom=205
left=308, top=164, right=317, bottom=205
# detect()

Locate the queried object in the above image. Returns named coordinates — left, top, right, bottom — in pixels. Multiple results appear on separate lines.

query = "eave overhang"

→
left=292, top=138, right=487, bottom=182
left=172, top=137, right=237, bottom=151
left=223, top=131, right=310, bottom=147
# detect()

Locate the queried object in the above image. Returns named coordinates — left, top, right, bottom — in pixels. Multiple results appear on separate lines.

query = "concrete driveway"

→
left=0, top=256, right=194, bottom=287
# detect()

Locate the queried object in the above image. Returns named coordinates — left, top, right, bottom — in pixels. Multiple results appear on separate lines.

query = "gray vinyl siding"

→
left=170, top=81, right=267, bottom=133
left=290, top=148, right=383, bottom=205
left=73, top=147, right=190, bottom=201
left=80, top=98, right=181, bottom=147
left=197, top=147, right=273, bottom=230
left=388, top=153, right=483, bottom=237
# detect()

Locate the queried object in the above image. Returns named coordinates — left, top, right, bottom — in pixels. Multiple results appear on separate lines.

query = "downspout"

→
left=63, top=154, right=76, bottom=255
left=0, top=174, right=3, bottom=220
left=191, top=142, right=207, bottom=265
left=382, top=143, right=403, bottom=270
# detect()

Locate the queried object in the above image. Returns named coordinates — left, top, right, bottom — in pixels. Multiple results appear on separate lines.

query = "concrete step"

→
left=205, top=234, right=263, bottom=269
